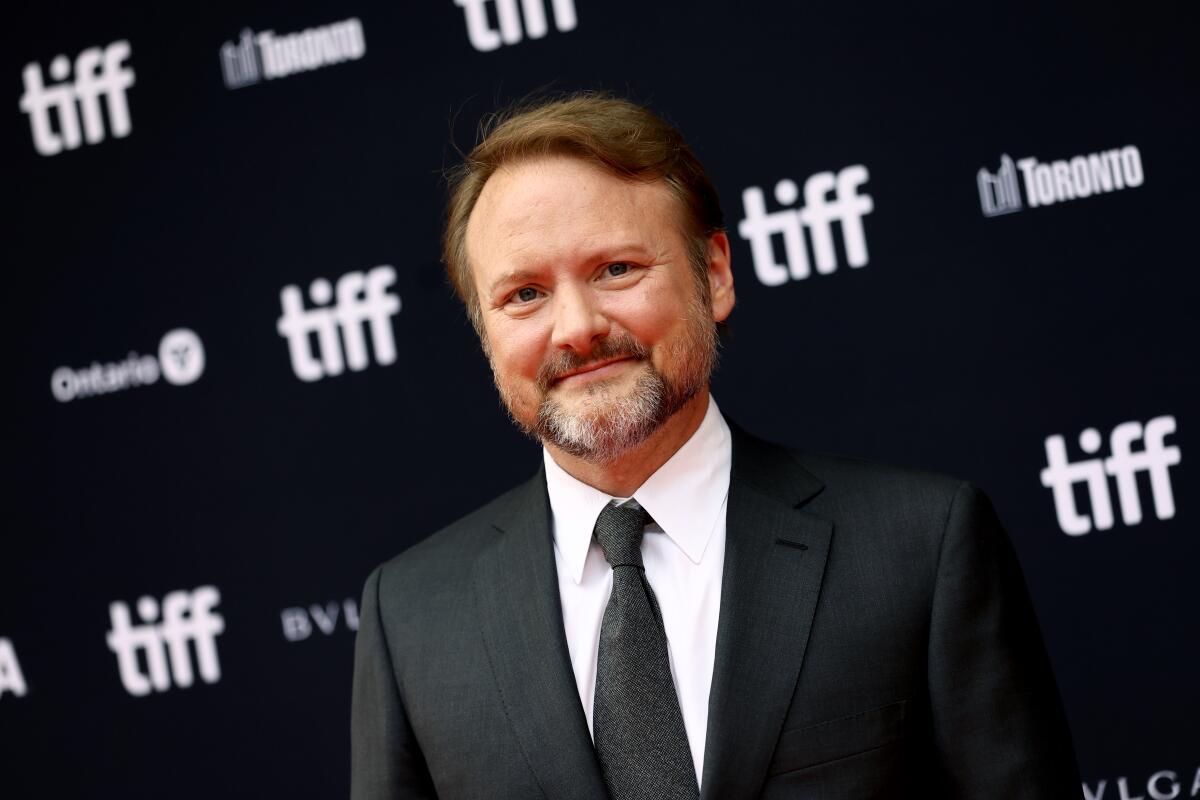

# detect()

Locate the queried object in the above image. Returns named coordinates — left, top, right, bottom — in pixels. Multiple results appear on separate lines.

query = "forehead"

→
left=464, top=155, right=684, bottom=277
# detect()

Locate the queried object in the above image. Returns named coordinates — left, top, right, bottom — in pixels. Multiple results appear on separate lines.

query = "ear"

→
left=706, top=232, right=736, bottom=322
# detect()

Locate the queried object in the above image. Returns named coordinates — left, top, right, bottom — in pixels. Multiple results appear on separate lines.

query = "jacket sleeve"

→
left=926, top=483, right=1081, bottom=798
left=351, top=564, right=438, bottom=800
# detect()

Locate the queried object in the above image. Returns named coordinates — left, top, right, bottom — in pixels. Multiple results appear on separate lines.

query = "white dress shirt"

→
left=544, top=395, right=731, bottom=787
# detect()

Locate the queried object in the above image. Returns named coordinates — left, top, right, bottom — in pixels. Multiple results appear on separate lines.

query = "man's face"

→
left=464, top=155, right=734, bottom=463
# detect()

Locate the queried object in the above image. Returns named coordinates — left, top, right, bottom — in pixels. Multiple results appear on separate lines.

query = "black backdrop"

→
left=6, top=1, right=1197, bottom=797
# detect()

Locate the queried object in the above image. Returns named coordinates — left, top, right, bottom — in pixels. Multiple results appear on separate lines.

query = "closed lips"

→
left=554, top=357, right=633, bottom=383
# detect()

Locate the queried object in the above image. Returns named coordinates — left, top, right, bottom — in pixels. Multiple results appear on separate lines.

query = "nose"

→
left=550, top=284, right=610, bottom=355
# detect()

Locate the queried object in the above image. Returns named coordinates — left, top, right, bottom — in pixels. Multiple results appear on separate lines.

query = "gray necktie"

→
left=592, top=500, right=699, bottom=800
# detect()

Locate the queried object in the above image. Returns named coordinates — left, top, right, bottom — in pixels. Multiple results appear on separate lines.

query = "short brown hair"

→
left=442, top=92, right=725, bottom=331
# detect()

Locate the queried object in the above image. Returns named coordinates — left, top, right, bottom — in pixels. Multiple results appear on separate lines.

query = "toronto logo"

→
left=220, top=18, right=365, bottom=90
left=978, top=145, right=1144, bottom=217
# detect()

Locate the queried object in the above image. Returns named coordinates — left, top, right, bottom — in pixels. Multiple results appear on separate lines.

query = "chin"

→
left=534, top=368, right=672, bottom=463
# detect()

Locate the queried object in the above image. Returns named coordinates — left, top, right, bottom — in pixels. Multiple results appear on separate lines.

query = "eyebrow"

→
left=487, top=270, right=543, bottom=297
left=486, top=243, right=660, bottom=297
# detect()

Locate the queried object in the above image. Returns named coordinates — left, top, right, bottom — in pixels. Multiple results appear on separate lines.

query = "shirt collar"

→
left=544, top=395, right=732, bottom=584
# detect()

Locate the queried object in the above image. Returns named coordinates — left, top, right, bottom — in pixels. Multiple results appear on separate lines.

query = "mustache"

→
left=535, top=334, right=651, bottom=391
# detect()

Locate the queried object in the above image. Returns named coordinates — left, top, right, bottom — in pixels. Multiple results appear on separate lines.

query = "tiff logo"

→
left=1040, top=416, right=1181, bottom=536
left=19, top=40, right=135, bottom=157
left=277, top=265, right=401, bottom=382
left=106, top=586, right=224, bottom=697
left=737, top=166, right=873, bottom=287
left=455, top=0, right=577, bottom=52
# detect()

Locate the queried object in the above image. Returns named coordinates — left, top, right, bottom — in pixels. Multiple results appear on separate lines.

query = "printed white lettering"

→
left=455, top=0, right=577, bottom=52
left=221, top=18, right=365, bottom=89
left=0, top=638, right=29, bottom=699
left=1041, top=416, right=1180, bottom=535
left=981, top=146, right=1144, bottom=216
left=737, top=166, right=873, bottom=287
left=280, top=599, right=360, bottom=641
left=20, top=40, right=135, bottom=156
left=51, top=329, right=204, bottom=403
left=106, top=586, right=224, bottom=696
left=277, top=265, right=401, bottom=382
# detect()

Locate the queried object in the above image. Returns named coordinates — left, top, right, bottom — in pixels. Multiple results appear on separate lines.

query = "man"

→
left=351, top=93, right=1080, bottom=799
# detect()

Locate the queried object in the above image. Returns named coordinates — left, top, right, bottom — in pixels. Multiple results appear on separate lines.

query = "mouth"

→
left=551, top=356, right=636, bottom=386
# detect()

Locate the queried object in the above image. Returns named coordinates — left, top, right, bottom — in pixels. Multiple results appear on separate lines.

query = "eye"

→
left=511, top=286, right=541, bottom=304
left=605, top=262, right=630, bottom=277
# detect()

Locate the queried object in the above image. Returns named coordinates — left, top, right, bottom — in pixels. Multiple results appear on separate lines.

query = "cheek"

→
left=487, top=319, right=548, bottom=381
left=607, top=282, right=687, bottom=343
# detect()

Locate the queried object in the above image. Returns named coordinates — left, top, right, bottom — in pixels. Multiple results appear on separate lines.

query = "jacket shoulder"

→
left=798, top=449, right=968, bottom=513
left=793, top=449, right=992, bottom=563
left=772, top=443, right=988, bottom=585
left=730, top=420, right=970, bottom=521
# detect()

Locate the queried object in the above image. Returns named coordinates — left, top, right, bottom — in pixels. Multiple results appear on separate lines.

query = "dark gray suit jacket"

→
left=351, top=425, right=1080, bottom=798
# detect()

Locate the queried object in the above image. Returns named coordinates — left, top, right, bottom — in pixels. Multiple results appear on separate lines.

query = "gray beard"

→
left=501, top=326, right=715, bottom=465
left=535, top=360, right=688, bottom=464
left=493, top=308, right=718, bottom=465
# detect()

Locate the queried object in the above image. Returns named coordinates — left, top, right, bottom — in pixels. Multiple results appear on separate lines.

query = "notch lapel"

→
left=701, top=425, right=833, bottom=800
left=472, top=467, right=607, bottom=800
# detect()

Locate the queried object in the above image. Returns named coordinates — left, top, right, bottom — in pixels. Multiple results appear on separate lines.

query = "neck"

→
left=544, top=388, right=711, bottom=497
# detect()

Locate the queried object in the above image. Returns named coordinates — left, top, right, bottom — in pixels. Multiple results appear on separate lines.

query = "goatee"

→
left=491, top=306, right=718, bottom=464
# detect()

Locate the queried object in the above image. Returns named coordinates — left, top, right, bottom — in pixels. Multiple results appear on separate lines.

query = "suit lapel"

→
left=473, top=466, right=607, bottom=800
left=701, top=425, right=833, bottom=800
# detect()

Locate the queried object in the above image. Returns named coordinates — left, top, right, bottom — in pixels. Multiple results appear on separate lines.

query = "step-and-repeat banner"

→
left=7, top=1, right=1196, bottom=797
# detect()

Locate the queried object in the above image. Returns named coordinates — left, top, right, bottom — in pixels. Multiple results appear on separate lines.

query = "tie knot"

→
left=593, top=500, right=654, bottom=570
